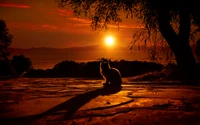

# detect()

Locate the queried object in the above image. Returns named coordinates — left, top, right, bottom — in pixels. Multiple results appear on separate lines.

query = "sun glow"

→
left=105, top=36, right=115, bottom=47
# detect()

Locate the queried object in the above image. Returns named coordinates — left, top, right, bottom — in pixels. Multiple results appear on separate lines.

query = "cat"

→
left=100, top=59, right=122, bottom=87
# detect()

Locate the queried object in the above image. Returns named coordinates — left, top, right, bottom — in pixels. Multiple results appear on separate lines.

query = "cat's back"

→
left=110, top=68, right=122, bottom=82
left=111, top=68, right=121, bottom=75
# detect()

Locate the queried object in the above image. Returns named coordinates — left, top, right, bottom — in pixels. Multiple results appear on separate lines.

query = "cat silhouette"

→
left=100, top=59, right=122, bottom=87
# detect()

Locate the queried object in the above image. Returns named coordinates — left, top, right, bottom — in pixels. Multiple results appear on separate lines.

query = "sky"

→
left=0, top=0, right=141, bottom=49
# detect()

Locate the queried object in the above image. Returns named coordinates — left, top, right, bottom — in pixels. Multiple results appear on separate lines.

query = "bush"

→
left=11, top=55, right=32, bottom=75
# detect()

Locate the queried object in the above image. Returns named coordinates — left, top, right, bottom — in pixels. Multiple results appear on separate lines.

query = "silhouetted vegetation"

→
left=11, top=55, right=32, bottom=75
left=0, top=20, right=13, bottom=60
left=0, top=59, right=10, bottom=76
left=0, top=19, right=16, bottom=76
left=0, top=55, right=32, bottom=77
left=24, top=59, right=163, bottom=78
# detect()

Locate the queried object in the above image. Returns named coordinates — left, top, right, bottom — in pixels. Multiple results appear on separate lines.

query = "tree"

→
left=0, top=19, right=16, bottom=76
left=11, top=55, right=32, bottom=76
left=56, top=0, right=200, bottom=80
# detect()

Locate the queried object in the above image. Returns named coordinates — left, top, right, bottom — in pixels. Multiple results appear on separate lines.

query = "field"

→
left=0, top=78, right=200, bottom=125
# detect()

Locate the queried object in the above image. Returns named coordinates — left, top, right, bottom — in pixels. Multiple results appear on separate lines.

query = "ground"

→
left=0, top=78, right=200, bottom=125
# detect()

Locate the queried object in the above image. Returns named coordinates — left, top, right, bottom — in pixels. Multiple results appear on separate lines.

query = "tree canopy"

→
left=0, top=19, right=13, bottom=59
left=56, top=0, right=200, bottom=31
left=0, top=19, right=16, bottom=76
left=11, top=55, right=32, bottom=75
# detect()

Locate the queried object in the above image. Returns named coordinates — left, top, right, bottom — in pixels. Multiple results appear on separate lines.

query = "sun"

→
left=105, top=36, right=115, bottom=47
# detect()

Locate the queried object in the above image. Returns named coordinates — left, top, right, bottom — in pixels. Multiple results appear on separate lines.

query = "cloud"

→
left=8, top=22, right=58, bottom=31
left=7, top=21, right=93, bottom=34
left=67, top=17, right=91, bottom=26
left=0, top=3, right=31, bottom=8
left=57, top=9, right=73, bottom=16
left=49, top=9, right=73, bottom=16
left=67, top=17, right=143, bottom=29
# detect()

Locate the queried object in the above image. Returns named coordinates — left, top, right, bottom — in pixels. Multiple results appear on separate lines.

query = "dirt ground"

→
left=0, top=78, right=200, bottom=125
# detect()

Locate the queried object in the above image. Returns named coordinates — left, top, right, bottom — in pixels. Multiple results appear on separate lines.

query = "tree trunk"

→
left=177, top=7, right=197, bottom=78
left=157, top=6, right=197, bottom=80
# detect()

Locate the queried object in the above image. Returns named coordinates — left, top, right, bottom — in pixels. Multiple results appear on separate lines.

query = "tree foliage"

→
left=0, top=19, right=13, bottom=59
left=56, top=0, right=200, bottom=35
left=11, top=55, right=32, bottom=75
left=0, top=55, right=32, bottom=76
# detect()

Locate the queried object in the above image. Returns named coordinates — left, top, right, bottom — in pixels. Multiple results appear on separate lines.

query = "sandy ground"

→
left=0, top=78, right=200, bottom=125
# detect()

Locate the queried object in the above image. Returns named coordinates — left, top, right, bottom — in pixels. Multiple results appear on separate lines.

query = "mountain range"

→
left=8, top=45, right=148, bottom=69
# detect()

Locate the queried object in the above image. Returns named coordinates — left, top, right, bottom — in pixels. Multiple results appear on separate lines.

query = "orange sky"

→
left=0, top=0, right=142, bottom=49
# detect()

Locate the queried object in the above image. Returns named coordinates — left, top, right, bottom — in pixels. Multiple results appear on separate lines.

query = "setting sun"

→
left=105, top=36, right=115, bottom=47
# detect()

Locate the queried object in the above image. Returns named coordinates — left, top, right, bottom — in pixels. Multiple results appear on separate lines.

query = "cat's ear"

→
left=100, top=59, right=103, bottom=64
left=108, top=59, right=112, bottom=65
left=107, top=59, right=111, bottom=67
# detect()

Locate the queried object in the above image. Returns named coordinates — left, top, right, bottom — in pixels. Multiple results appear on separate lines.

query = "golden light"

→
left=105, top=36, right=115, bottom=47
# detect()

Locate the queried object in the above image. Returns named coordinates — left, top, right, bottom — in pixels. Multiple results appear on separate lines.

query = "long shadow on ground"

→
left=40, top=85, right=122, bottom=119
left=0, top=85, right=122, bottom=125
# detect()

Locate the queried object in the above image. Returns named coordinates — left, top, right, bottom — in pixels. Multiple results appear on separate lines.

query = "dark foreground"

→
left=0, top=78, right=200, bottom=125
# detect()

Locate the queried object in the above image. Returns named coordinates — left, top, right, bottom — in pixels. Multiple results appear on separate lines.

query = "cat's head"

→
left=100, top=58, right=111, bottom=70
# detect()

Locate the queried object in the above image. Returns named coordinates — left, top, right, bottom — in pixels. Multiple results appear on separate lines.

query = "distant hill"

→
left=8, top=45, right=149, bottom=69
left=8, top=45, right=148, bottom=61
